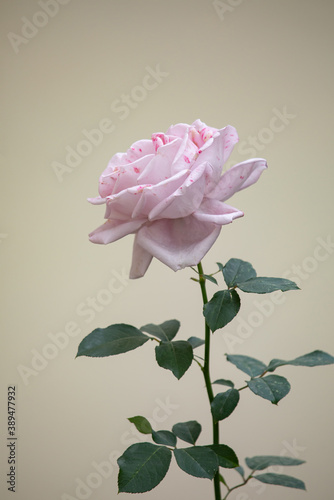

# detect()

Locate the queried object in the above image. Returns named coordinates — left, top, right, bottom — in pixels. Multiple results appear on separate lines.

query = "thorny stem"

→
left=197, top=262, right=222, bottom=500
left=196, top=263, right=255, bottom=499
left=195, top=264, right=267, bottom=499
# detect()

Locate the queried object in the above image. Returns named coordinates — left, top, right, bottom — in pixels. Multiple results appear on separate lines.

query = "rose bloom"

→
left=88, top=120, right=267, bottom=278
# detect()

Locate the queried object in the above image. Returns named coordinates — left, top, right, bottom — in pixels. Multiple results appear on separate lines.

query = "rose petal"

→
left=104, top=197, right=137, bottom=221
left=129, top=238, right=153, bottom=279
left=100, top=155, right=153, bottom=198
left=135, top=216, right=221, bottom=272
left=170, top=129, right=199, bottom=174
left=166, top=122, right=190, bottom=138
left=148, top=162, right=209, bottom=220
left=193, top=199, right=244, bottom=224
left=105, top=186, right=147, bottom=219
left=202, top=125, right=237, bottom=156
left=151, top=132, right=174, bottom=152
left=167, top=120, right=216, bottom=142
left=195, top=125, right=239, bottom=194
left=191, top=119, right=212, bottom=131
left=97, top=152, right=129, bottom=198
left=131, top=169, right=189, bottom=219
left=126, top=139, right=155, bottom=161
left=207, top=158, right=268, bottom=201
left=137, top=137, right=182, bottom=185
left=88, top=196, right=107, bottom=205
left=106, top=152, right=129, bottom=169
left=89, top=218, right=145, bottom=244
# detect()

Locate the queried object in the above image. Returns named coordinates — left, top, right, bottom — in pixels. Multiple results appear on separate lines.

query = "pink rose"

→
left=88, top=119, right=267, bottom=278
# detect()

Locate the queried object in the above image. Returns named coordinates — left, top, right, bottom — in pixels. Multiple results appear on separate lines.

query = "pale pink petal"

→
left=106, top=152, right=130, bottom=169
left=194, top=125, right=239, bottom=194
left=207, top=158, right=267, bottom=201
left=131, top=169, right=189, bottom=219
left=135, top=217, right=221, bottom=272
left=103, top=141, right=154, bottom=173
left=148, top=162, right=209, bottom=221
left=99, top=155, right=153, bottom=198
left=104, top=201, right=135, bottom=221
left=105, top=186, right=147, bottom=219
left=166, top=122, right=190, bottom=138
left=105, top=169, right=188, bottom=221
left=170, top=129, right=199, bottom=175
left=129, top=238, right=153, bottom=279
left=168, top=119, right=216, bottom=142
left=199, top=125, right=238, bottom=161
left=151, top=132, right=176, bottom=151
left=191, top=119, right=212, bottom=131
left=89, top=218, right=145, bottom=244
left=98, top=173, right=118, bottom=199
left=88, top=196, right=107, bottom=205
left=190, top=120, right=219, bottom=150
left=137, top=137, right=182, bottom=184
left=194, top=199, right=244, bottom=224
left=97, top=153, right=130, bottom=198
left=126, top=139, right=155, bottom=161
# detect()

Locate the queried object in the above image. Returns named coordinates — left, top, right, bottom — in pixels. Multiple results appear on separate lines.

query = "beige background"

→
left=1, top=1, right=333, bottom=499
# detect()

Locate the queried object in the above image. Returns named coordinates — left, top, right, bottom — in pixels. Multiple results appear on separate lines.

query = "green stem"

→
left=221, top=474, right=253, bottom=499
left=197, top=262, right=221, bottom=500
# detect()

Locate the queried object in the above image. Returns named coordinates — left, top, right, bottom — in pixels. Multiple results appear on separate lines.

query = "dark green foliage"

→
left=117, top=443, right=172, bottom=493
left=211, top=389, right=240, bottom=422
left=155, top=340, right=193, bottom=379
left=253, top=473, right=306, bottom=490
left=203, top=289, right=240, bottom=332
left=247, top=375, right=291, bottom=404
left=173, top=446, right=218, bottom=479
left=76, top=324, right=149, bottom=358
left=172, top=421, right=202, bottom=445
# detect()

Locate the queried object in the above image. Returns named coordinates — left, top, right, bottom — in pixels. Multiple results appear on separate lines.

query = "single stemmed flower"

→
left=77, top=120, right=334, bottom=500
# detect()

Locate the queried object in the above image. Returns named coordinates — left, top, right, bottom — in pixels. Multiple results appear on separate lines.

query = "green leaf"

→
left=155, top=340, right=193, bottom=379
left=266, top=358, right=291, bottom=372
left=152, top=430, right=177, bottom=447
left=291, top=350, right=334, bottom=366
left=253, top=473, right=306, bottom=490
left=128, top=416, right=152, bottom=435
left=118, top=443, right=172, bottom=493
left=246, top=455, right=305, bottom=471
left=211, top=389, right=240, bottom=422
left=173, top=446, right=218, bottom=479
left=222, top=258, right=257, bottom=287
left=206, top=444, right=239, bottom=468
left=203, top=274, right=218, bottom=285
left=247, top=375, right=291, bottom=404
left=226, top=354, right=267, bottom=377
left=267, top=350, right=334, bottom=372
left=76, top=324, right=149, bottom=358
left=187, top=336, right=205, bottom=349
left=219, top=473, right=227, bottom=485
left=235, top=466, right=245, bottom=478
left=172, top=421, right=202, bottom=445
left=212, top=379, right=235, bottom=389
left=203, top=289, right=240, bottom=332
left=140, top=320, right=180, bottom=341
left=237, top=277, right=299, bottom=294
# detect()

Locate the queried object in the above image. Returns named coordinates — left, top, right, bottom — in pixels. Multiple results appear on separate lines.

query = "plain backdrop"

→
left=1, top=1, right=333, bottom=499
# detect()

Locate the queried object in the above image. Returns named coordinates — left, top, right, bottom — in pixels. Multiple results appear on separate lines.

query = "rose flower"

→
left=88, top=120, right=267, bottom=278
